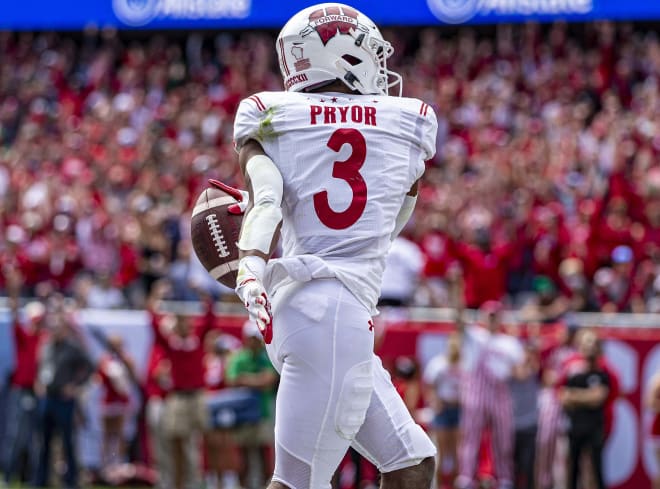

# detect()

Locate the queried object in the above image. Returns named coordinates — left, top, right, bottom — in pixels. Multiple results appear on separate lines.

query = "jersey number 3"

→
left=313, top=128, right=367, bottom=230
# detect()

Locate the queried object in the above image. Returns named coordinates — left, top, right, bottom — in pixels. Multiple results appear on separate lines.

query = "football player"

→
left=213, top=3, right=438, bottom=488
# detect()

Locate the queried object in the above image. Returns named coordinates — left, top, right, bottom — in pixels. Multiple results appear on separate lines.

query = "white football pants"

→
left=266, top=278, right=436, bottom=489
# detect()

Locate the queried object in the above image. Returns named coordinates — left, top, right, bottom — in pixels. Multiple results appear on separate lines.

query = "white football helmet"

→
left=276, top=3, right=402, bottom=96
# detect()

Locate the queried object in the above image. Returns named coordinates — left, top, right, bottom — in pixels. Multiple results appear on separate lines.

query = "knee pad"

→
left=335, top=360, right=373, bottom=440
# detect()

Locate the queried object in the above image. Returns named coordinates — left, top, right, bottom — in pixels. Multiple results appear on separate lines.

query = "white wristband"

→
left=238, top=255, right=267, bottom=283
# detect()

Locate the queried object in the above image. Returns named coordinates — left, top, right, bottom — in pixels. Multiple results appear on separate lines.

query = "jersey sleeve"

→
left=233, top=93, right=276, bottom=152
left=409, top=101, right=438, bottom=184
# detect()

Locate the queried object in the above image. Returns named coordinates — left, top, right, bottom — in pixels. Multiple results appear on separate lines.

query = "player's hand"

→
left=235, top=258, right=272, bottom=344
left=236, top=278, right=273, bottom=344
left=208, top=179, right=249, bottom=215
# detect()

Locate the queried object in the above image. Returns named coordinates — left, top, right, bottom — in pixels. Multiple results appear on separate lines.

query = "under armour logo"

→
left=368, top=319, right=374, bottom=331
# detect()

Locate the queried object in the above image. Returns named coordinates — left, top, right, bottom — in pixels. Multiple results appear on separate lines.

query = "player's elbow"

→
left=239, top=203, right=283, bottom=255
left=247, top=201, right=283, bottom=223
left=253, top=191, right=281, bottom=208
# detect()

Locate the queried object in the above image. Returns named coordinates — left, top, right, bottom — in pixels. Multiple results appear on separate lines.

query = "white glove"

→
left=235, top=256, right=272, bottom=343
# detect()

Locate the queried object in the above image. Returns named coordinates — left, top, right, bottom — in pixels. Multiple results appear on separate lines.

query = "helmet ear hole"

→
left=342, top=54, right=363, bottom=66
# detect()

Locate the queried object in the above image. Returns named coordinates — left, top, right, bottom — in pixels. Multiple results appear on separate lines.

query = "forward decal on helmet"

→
left=300, top=5, right=363, bottom=45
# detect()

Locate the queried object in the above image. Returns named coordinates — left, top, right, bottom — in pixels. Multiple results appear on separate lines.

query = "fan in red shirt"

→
left=10, top=301, right=46, bottom=390
left=147, top=280, right=217, bottom=489
left=3, top=270, right=47, bottom=486
left=447, top=227, right=516, bottom=308
left=149, top=286, right=215, bottom=393
left=143, top=345, right=173, bottom=485
left=530, top=205, right=570, bottom=287
left=97, top=336, right=136, bottom=469
left=0, top=226, right=33, bottom=292
left=588, top=194, right=637, bottom=270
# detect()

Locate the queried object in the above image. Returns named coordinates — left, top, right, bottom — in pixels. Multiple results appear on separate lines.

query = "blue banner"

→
left=1, top=0, right=660, bottom=30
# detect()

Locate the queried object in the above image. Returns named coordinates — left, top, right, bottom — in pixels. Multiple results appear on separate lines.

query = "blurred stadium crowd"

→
left=0, top=21, right=659, bottom=314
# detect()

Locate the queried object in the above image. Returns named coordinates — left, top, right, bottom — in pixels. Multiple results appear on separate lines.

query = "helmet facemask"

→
left=367, top=34, right=402, bottom=96
left=334, top=28, right=401, bottom=96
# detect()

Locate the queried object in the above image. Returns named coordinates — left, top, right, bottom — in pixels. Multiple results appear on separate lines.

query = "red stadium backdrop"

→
left=376, top=320, right=660, bottom=489
left=209, top=313, right=660, bottom=489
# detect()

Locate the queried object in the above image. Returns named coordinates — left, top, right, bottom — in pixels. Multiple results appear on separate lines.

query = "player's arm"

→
left=146, top=280, right=171, bottom=349
left=390, top=180, right=419, bottom=241
left=237, top=139, right=283, bottom=261
left=233, top=139, right=283, bottom=343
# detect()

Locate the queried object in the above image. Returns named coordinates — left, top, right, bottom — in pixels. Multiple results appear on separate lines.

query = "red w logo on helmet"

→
left=304, top=5, right=360, bottom=45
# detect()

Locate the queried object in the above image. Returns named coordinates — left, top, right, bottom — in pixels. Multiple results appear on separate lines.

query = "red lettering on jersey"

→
left=351, top=105, right=362, bottom=124
left=324, top=106, right=337, bottom=124
left=364, top=106, right=377, bottom=126
left=338, top=106, right=349, bottom=123
left=312, top=104, right=377, bottom=126
left=310, top=105, right=322, bottom=125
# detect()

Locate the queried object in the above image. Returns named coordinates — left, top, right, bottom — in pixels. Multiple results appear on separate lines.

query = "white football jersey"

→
left=233, top=90, right=437, bottom=312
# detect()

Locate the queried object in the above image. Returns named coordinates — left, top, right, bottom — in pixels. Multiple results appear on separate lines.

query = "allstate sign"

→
left=426, top=0, right=481, bottom=23
left=113, top=0, right=158, bottom=26
left=3, top=0, right=660, bottom=31
left=113, top=0, right=250, bottom=26
left=427, top=0, right=593, bottom=24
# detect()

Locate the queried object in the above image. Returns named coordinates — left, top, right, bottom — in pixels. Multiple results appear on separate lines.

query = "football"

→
left=190, top=187, right=243, bottom=288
